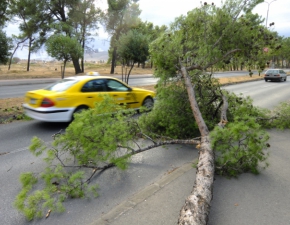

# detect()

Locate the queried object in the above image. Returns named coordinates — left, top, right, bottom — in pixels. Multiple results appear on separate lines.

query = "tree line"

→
left=1, top=0, right=289, bottom=79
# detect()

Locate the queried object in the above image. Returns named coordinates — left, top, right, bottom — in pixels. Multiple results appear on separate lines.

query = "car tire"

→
left=280, top=77, right=284, bottom=82
left=72, top=106, right=88, bottom=120
left=265, top=79, right=268, bottom=82
left=142, top=97, right=154, bottom=110
left=285, top=77, right=287, bottom=82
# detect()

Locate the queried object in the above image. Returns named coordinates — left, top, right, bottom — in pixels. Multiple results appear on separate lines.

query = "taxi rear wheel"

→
left=72, top=106, right=88, bottom=120
left=142, top=97, right=154, bottom=110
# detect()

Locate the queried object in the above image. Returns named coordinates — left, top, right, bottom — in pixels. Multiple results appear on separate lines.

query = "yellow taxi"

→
left=23, top=75, right=156, bottom=122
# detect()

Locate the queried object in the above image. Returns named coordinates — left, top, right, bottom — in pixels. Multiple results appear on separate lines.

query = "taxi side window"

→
left=81, top=80, right=106, bottom=92
left=106, top=79, right=130, bottom=91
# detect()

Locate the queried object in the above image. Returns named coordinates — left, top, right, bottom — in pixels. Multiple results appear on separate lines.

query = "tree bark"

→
left=26, top=38, right=33, bottom=72
left=72, top=57, right=82, bottom=74
left=178, top=65, right=215, bottom=225
left=178, top=135, right=214, bottom=225
left=110, top=46, right=117, bottom=74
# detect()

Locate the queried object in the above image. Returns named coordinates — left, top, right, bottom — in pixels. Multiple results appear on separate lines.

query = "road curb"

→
left=90, top=161, right=195, bottom=225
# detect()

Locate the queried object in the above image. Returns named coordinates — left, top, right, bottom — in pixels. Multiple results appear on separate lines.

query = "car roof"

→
left=65, top=75, right=118, bottom=81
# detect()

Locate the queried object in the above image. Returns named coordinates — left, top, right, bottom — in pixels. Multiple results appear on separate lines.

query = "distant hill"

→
left=84, top=51, right=109, bottom=62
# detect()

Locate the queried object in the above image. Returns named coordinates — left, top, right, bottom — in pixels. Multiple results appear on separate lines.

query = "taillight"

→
left=41, top=98, right=55, bottom=107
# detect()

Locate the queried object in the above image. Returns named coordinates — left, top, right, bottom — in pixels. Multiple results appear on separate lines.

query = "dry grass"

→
left=0, top=97, right=27, bottom=123
left=218, top=74, right=264, bottom=85
left=0, top=62, right=153, bottom=80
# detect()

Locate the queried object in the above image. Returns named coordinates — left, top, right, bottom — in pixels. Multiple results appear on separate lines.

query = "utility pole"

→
left=265, top=0, right=277, bottom=68
left=265, top=0, right=277, bottom=27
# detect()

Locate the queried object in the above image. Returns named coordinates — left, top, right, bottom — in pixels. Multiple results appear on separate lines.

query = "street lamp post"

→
left=265, top=0, right=277, bottom=68
left=265, top=0, right=277, bottom=27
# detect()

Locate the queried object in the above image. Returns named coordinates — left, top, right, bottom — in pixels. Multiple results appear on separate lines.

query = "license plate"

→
left=30, top=98, right=36, bottom=104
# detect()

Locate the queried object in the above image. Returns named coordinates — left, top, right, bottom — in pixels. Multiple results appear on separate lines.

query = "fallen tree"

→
left=14, top=0, right=288, bottom=223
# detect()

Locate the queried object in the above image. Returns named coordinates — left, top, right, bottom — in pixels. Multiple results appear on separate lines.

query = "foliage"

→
left=139, top=83, right=198, bottom=139
left=139, top=73, right=224, bottom=139
left=0, top=0, right=9, bottom=26
left=102, top=0, right=142, bottom=73
left=117, top=29, right=149, bottom=64
left=46, top=35, right=83, bottom=61
left=7, top=0, right=102, bottom=74
left=46, top=35, right=83, bottom=78
left=277, top=37, right=290, bottom=68
left=145, top=0, right=275, bottom=178
left=211, top=116, right=270, bottom=177
left=14, top=95, right=139, bottom=220
left=117, top=29, right=149, bottom=83
left=0, top=30, right=12, bottom=64
left=271, top=102, right=290, bottom=129
left=150, top=0, right=280, bottom=78
left=8, top=0, right=50, bottom=71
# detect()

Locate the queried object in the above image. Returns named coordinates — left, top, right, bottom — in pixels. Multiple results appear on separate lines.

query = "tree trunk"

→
left=8, top=38, right=28, bottom=70
left=62, top=60, right=67, bottom=79
left=178, top=136, right=214, bottom=225
left=110, top=47, right=117, bottom=74
left=72, top=57, right=82, bottom=74
left=126, top=63, right=134, bottom=84
left=27, top=38, right=32, bottom=72
left=81, top=38, right=85, bottom=73
left=178, top=66, right=215, bottom=225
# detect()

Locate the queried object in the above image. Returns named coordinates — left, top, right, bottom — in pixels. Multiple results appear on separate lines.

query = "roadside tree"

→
left=8, top=0, right=42, bottom=71
left=102, top=0, right=141, bottom=74
left=8, top=0, right=102, bottom=74
left=0, top=0, right=9, bottom=26
left=117, top=29, right=149, bottom=83
left=0, top=30, right=12, bottom=64
left=46, top=35, right=83, bottom=79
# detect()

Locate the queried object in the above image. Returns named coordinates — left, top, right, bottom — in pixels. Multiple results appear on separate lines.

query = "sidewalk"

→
left=90, top=129, right=290, bottom=225
left=91, top=162, right=196, bottom=225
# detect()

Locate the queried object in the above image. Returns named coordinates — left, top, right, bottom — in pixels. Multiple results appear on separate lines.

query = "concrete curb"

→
left=90, top=161, right=195, bottom=225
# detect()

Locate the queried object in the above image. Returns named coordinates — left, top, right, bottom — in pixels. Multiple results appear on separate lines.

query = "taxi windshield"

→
left=44, top=79, right=79, bottom=92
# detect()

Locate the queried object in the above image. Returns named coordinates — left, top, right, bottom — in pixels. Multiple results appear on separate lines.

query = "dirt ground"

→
left=0, top=62, right=153, bottom=80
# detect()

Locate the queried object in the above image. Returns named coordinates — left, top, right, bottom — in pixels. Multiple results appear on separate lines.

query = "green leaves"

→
left=211, top=116, right=270, bottom=177
left=0, top=30, right=12, bottom=64
left=271, top=102, right=290, bottom=129
left=14, top=95, right=138, bottom=220
left=46, top=34, right=83, bottom=62
left=117, top=29, right=149, bottom=64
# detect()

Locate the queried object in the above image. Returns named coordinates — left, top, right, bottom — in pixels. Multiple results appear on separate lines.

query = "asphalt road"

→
left=3, top=70, right=287, bottom=99
left=1, top=79, right=290, bottom=224
left=223, top=79, right=290, bottom=109
left=0, top=121, right=197, bottom=225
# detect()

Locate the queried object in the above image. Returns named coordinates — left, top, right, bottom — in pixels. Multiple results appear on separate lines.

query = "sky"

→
left=4, top=0, right=290, bottom=59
